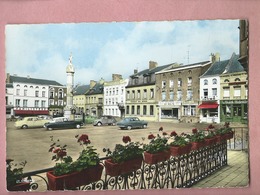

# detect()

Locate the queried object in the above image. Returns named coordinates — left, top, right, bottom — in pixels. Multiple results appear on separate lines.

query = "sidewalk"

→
left=192, top=150, right=249, bottom=188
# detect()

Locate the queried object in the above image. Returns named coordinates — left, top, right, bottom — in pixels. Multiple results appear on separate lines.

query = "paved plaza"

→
left=6, top=120, right=249, bottom=189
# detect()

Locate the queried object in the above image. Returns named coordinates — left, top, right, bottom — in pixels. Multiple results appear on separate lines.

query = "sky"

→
left=5, top=20, right=239, bottom=86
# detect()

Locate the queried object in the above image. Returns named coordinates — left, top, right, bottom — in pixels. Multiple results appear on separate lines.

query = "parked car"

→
left=116, top=117, right=148, bottom=130
left=44, top=117, right=84, bottom=130
left=14, top=116, right=52, bottom=129
left=93, top=115, right=117, bottom=126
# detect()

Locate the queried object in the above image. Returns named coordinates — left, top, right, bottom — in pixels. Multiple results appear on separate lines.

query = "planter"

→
left=104, top=157, right=143, bottom=177
left=191, top=141, right=205, bottom=150
left=224, top=131, right=234, bottom=140
left=170, top=144, right=191, bottom=157
left=205, top=137, right=216, bottom=146
left=7, top=182, right=31, bottom=191
left=216, top=134, right=226, bottom=143
left=47, top=164, right=103, bottom=191
left=144, top=150, right=171, bottom=165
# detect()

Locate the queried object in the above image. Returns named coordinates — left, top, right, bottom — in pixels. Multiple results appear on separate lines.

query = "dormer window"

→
left=212, top=78, right=217, bottom=85
left=235, top=78, right=241, bottom=82
left=204, top=79, right=208, bottom=85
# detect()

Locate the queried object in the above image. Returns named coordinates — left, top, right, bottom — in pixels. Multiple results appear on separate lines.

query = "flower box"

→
left=47, top=164, right=103, bottom=191
left=216, top=135, right=226, bottom=143
left=7, top=182, right=31, bottom=191
left=224, top=131, right=234, bottom=140
left=170, top=144, right=192, bottom=157
left=205, top=137, right=217, bottom=146
left=104, top=157, right=143, bottom=177
left=191, top=141, right=205, bottom=150
left=144, top=150, right=171, bottom=165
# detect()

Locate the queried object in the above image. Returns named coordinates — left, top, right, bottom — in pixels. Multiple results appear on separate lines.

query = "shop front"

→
left=158, top=101, right=181, bottom=122
left=220, top=100, right=248, bottom=123
left=198, top=101, right=220, bottom=123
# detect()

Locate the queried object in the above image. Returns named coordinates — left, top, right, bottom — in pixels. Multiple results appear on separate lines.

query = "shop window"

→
left=202, top=109, right=207, bottom=117
left=161, top=109, right=173, bottom=118
left=209, top=108, right=218, bottom=117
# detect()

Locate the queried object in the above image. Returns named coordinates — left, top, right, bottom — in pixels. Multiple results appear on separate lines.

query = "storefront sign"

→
left=221, top=100, right=248, bottom=104
left=158, top=101, right=182, bottom=106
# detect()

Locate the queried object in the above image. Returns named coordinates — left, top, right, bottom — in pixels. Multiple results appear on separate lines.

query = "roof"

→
left=73, top=85, right=90, bottom=95
left=130, top=64, right=173, bottom=78
left=201, top=53, right=244, bottom=77
left=9, top=75, right=63, bottom=86
left=86, top=83, right=104, bottom=95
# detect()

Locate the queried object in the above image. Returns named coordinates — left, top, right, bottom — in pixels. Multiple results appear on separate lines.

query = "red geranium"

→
left=163, top=132, right=168, bottom=136
left=170, top=131, right=177, bottom=137
left=148, top=134, right=155, bottom=140
left=77, top=134, right=89, bottom=142
left=159, top=127, right=163, bottom=131
left=122, top=136, right=131, bottom=143
left=192, top=128, right=198, bottom=134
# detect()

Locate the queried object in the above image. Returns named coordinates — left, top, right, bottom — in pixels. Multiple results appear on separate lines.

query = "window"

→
left=178, top=78, right=182, bottom=87
left=224, top=79, right=229, bottom=83
left=187, top=89, right=193, bottom=100
left=235, top=78, right=241, bottom=82
left=23, top=100, right=27, bottom=107
left=183, top=106, right=189, bottom=116
left=212, top=88, right=217, bottom=98
left=126, top=106, right=129, bottom=114
left=187, top=77, right=192, bottom=86
left=183, top=106, right=195, bottom=116
left=245, top=86, right=248, bottom=98
left=127, top=91, right=130, bottom=99
left=49, top=99, right=54, bottom=105
left=162, top=80, right=166, bottom=89
left=143, top=105, right=147, bottom=115
left=24, top=89, right=27, bottom=96
left=223, top=87, right=230, bottom=98
left=41, top=100, right=46, bottom=107
left=137, top=106, right=140, bottom=115
left=177, top=90, right=182, bottom=101
left=203, top=89, right=208, bottom=99
left=162, top=91, right=166, bottom=101
left=16, top=89, right=20, bottom=95
left=143, top=89, right=147, bottom=99
left=150, top=88, right=154, bottom=99
left=169, top=91, right=174, bottom=101
left=212, top=78, right=217, bottom=85
left=234, top=86, right=241, bottom=98
left=131, top=105, right=135, bottom=115
left=169, top=80, right=174, bottom=88
left=191, top=106, right=196, bottom=116
left=35, top=100, right=39, bottom=107
left=150, top=105, right=154, bottom=115
left=204, top=79, right=208, bottom=85
left=42, top=91, right=45, bottom=97
left=35, top=91, right=39, bottom=97
left=132, top=90, right=135, bottom=99
left=58, top=90, right=63, bottom=99
left=15, top=99, right=20, bottom=107
left=137, top=90, right=141, bottom=99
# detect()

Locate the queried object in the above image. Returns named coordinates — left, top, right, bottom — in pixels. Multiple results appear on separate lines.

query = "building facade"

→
left=103, top=74, right=128, bottom=118
left=156, top=60, right=211, bottom=123
left=48, top=85, right=67, bottom=116
left=85, top=79, right=105, bottom=117
left=73, top=85, right=90, bottom=114
left=199, top=53, right=245, bottom=123
left=6, top=73, right=65, bottom=117
left=125, top=61, right=172, bottom=121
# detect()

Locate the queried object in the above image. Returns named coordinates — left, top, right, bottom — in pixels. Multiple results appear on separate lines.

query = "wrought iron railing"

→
left=18, top=142, right=228, bottom=192
left=227, top=127, right=248, bottom=151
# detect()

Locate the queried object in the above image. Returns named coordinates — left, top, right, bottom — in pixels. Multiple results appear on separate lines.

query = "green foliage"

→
left=143, top=135, right=169, bottom=154
left=170, top=134, right=190, bottom=147
left=188, top=130, right=205, bottom=143
left=6, top=159, right=27, bottom=187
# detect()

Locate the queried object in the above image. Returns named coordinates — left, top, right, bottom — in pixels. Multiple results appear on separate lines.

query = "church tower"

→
left=64, top=53, right=75, bottom=120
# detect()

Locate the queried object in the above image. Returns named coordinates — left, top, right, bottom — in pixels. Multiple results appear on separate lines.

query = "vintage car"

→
left=93, top=115, right=117, bottom=126
left=116, top=117, right=148, bottom=130
left=14, top=116, right=52, bottom=129
left=44, top=117, right=84, bottom=130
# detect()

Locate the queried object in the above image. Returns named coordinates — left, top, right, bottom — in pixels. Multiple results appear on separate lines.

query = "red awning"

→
left=15, top=110, right=49, bottom=115
left=198, top=103, right=219, bottom=109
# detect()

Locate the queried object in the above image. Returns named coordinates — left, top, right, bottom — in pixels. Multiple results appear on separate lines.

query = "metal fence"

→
left=227, top=127, right=249, bottom=151
left=18, top=142, right=228, bottom=192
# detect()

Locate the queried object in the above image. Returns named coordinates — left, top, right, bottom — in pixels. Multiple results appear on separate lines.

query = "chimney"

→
left=210, top=53, right=220, bottom=63
left=134, top=69, right=138, bottom=74
left=90, top=80, right=97, bottom=88
left=149, top=61, right=158, bottom=70
left=99, top=77, right=105, bottom=84
left=112, top=74, right=122, bottom=81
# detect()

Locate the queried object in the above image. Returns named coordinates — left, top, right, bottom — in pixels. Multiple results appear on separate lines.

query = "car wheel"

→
left=97, top=122, right=102, bottom=126
left=143, top=124, right=147, bottom=129
left=120, top=127, right=124, bottom=130
left=21, top=125, right=28, bottom=129
left=76, top=124, right=81, bottom=129
left=127, top=125, right=132, bottom=130
left=48, top=127, right=53, bottom=131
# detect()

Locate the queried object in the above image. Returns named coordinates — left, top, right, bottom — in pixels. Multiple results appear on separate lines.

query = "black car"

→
left=44, top=117, right=83, bottom=130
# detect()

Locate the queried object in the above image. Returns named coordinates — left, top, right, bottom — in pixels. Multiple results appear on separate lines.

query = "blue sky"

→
left=5, top=20, right=239, bottom=85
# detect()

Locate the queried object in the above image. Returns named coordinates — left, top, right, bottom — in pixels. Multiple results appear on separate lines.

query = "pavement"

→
left=191, top=150, right=249, bottom=188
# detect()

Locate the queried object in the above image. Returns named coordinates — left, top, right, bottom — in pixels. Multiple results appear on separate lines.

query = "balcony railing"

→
left=18, top=142, right=228, bottom=192
left=227, top=127, right=248, bottom=151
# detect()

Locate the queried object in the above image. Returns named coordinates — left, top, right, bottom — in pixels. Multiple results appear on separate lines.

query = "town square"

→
left=5, top=19, right=249, bottom=192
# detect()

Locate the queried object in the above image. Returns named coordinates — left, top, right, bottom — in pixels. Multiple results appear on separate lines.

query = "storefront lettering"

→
left=221, top=100, right=247, bottom=104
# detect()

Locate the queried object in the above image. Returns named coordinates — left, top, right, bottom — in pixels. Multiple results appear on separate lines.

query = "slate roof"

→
left=73, top=85, right=90, bottom=95
left=86, top=83, right=104, bottom=95
left=9, top=75, right=63, bottom=86
left=130, top=64, right=173, bottom=78
left=201, top=53, right=244, bottom=77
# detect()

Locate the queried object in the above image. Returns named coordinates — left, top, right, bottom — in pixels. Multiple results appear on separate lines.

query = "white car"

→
left=15, top=116, right=52, bottom=129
